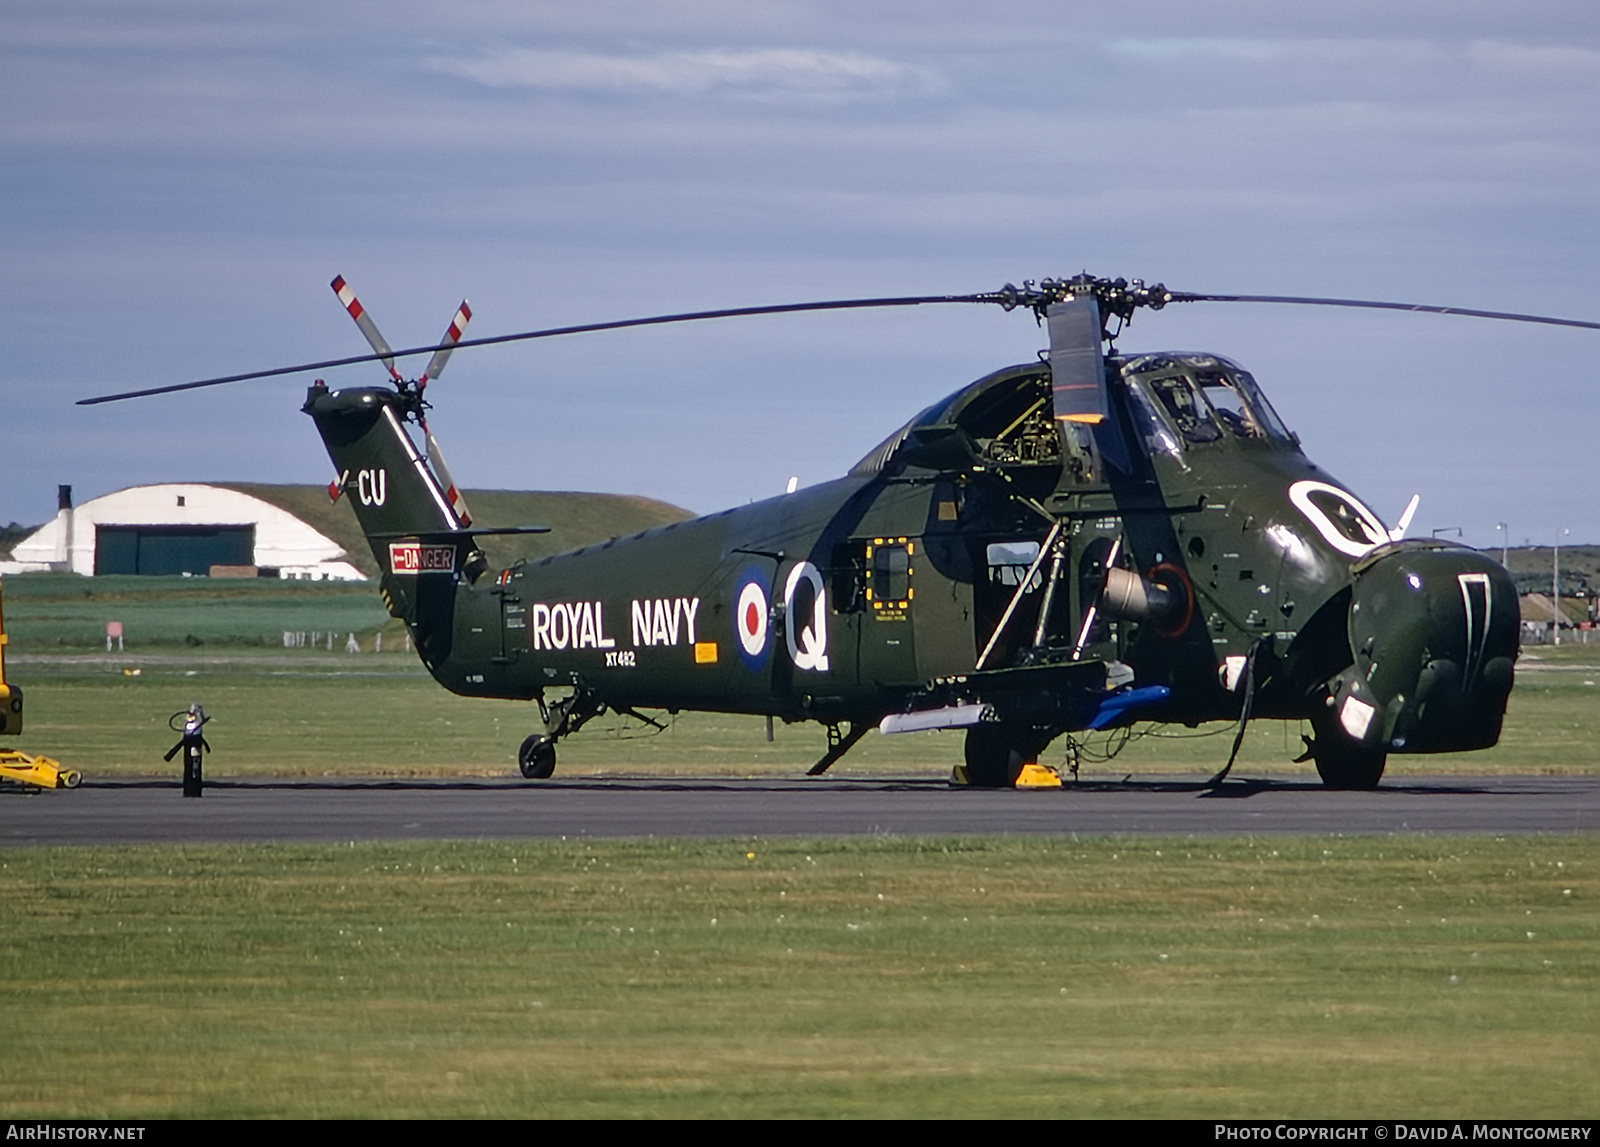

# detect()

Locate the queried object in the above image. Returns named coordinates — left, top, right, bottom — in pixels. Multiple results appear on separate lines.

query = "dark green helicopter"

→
left=87, top=273, right=1599, bottom=788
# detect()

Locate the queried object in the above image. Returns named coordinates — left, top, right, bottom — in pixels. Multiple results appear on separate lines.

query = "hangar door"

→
left=95, top=525, right=255, bottom=576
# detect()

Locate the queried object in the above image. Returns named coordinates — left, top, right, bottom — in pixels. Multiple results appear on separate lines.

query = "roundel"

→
left=734, top=574, right=769, bottom=664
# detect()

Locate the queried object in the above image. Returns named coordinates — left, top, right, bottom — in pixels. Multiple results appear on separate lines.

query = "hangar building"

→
left=3, top=484, right=365, bottom=580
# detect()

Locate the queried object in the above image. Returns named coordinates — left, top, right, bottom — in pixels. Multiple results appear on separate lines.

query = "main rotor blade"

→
left=77, top=292, right=992, bottom=405
left=78, top=280, right=1600, bottom=408
left=1047, top=295, right=1108, bottom=424
left=1171, top=292, right=1600, bottom=332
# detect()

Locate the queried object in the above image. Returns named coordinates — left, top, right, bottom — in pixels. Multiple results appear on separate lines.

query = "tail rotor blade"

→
left=423, top=427, right=472, bottom=527
left=331, top=275, right=403, bottom=382
left=419, top=301, right=472, bottom=387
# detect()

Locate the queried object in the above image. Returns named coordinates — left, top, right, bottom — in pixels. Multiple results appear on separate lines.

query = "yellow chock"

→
left=950, top=762, right=1062, bottom=787
left=1014, top=762, right=1063, bottom=788
left=0, top=750, right=81, bottom=790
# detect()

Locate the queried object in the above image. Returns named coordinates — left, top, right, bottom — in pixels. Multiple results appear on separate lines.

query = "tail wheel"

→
left=518, top=735, right=557, bottom=780
left=1305, top=718, right=1386, bottom=790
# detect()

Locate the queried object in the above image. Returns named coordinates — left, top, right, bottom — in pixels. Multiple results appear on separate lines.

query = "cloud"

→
left=1105, top=37, right=1287, bottom=63
left=427, top=46, right=926, bottom=98
left=1463, top=39, right=1600, bottom=76
left=1107, top=34, right=1600, bottom=78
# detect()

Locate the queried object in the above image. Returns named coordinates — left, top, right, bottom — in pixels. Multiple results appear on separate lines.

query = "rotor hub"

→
left=993, top=275, right=1174, bottom=325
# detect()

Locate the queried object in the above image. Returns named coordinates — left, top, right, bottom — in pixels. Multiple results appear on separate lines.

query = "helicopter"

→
left=85, top=273, right=1599, bottom=789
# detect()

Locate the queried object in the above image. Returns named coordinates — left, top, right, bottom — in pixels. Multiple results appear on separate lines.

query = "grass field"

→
left=6, top=643, right=1598, bottom=781
left=7, top=572, right=1599, bottom=780
left=1, top=574, right=393, bottom=650
left=2, top=581, right=1597, bottom=1119
left=0, top=834, right=1592, bottom=1118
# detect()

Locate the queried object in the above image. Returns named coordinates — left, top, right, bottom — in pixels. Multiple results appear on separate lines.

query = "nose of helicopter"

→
left=1327, top=545, right=1519, bottom=755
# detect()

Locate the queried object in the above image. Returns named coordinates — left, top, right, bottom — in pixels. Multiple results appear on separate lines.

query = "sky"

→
left=4, top=1, right=1598, bottom=550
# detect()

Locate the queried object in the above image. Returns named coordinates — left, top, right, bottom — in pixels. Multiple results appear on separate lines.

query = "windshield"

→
left=1122, top=354, right=1295, bottom=449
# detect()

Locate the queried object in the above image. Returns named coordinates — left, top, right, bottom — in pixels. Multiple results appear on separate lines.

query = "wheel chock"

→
left=1014, top=762, right=1062, bottom=788
left=949, top=762, right=1061, bottom=787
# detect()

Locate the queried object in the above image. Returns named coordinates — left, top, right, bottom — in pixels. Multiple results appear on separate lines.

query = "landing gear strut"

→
left=517, top=685, right=605, bottom=781
left=807, top=721, right=869, bottom=776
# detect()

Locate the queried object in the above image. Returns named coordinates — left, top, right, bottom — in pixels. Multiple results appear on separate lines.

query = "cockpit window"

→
left=1122, top=354, right=1295, bottom=450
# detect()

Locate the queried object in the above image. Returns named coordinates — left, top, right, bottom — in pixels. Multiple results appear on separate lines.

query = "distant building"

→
left=1, top=484, right=364, bottom=580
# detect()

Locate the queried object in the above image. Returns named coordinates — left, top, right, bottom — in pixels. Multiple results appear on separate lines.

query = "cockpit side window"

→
left=1220, top=364, right=1294, bottom=443
left=1194, top=370, right=1261, bottom=438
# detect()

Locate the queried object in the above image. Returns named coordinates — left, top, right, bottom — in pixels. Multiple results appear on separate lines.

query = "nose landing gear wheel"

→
left=1301, top=719, right=1386, bottom=790
left=518, top=734, right=557, bottom=779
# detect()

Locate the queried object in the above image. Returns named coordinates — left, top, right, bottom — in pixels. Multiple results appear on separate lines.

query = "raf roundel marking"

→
left=734, top=573, right=769, bottom=665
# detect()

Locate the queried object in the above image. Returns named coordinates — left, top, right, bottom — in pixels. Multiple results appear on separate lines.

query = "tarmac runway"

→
left=2, top=773, right=1596, bottom=845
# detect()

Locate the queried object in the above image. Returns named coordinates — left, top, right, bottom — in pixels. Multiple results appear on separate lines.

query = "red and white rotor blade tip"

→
left=330, top=275, right=402, bottom=382
left=419, top=300, right=472, bottom=386
left=424, top=428, right=472, bottom=527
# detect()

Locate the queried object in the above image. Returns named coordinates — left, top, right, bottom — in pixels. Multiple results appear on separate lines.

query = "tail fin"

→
left=304, top=382, right=463, bottom=543
left=303, top=381, right=472, bottom=664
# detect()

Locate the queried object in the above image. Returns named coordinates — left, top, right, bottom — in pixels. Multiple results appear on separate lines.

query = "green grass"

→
left=0, top=835, right=1592, bottom=1118
left=4, top=587, right=1594, bottom=1118
left=6, top=647, right=1597, bottom=782
left=2, top=574, right=392, bottom=649
left=6, top=643, right=1599, bottom=780
left=5, top=574, right=1599, bottom=779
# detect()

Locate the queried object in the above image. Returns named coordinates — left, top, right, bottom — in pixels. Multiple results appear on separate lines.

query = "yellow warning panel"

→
left=694, top=642, right=719, bottom=664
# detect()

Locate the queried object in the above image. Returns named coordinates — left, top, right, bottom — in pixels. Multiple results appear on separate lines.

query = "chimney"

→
left=53, top=485, right=74, bottom=571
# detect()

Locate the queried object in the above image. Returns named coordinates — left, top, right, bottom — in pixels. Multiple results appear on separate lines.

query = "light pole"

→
left=1496, top=522, right=1508, bottom=567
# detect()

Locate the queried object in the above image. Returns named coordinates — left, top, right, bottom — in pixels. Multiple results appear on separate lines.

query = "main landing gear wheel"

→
left=962, top=724, right=1044, bottom=788
left=518, top=734, right=557, bottom=780
left=1301, top=719, right=1386, bottom=790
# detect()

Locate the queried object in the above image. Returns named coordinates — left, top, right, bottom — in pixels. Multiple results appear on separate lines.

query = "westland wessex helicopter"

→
left=84, top=274, right=1600, bottom=789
